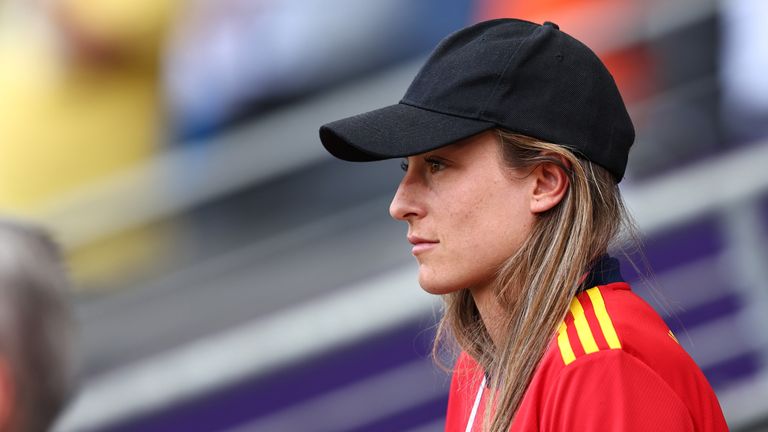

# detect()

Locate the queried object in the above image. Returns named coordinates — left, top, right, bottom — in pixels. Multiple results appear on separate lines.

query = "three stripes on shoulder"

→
left=557, top=287, right=679, bottom=366
left=557, top=287, right=621, bottom=365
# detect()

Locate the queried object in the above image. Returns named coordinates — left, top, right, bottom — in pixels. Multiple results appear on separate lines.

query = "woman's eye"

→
left=399, top=159, right=409, bottom=172
left=426, top=158, right=445, bottom=173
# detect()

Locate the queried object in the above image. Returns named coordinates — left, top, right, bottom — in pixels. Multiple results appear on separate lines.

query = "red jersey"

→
left=445, top=259, right=728, bottom=431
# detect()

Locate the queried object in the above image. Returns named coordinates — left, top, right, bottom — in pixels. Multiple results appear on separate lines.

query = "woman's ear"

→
left=530, top=154, right=570, bottom=213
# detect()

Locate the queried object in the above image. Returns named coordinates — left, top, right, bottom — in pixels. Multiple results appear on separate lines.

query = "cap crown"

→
left=401, top=19, right=634, bottom=180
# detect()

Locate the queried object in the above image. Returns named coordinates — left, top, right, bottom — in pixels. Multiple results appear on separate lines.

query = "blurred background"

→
left=0, top=0, right=767, bottom=430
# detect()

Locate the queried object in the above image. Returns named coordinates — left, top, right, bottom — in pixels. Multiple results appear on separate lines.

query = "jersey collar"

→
left=580, top=254, right=625, bottom=290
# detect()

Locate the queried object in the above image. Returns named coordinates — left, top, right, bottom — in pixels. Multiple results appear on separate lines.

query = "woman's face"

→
left=389, top=131, right=537, bottom=295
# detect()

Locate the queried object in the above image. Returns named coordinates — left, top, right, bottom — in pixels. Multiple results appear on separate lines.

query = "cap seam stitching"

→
left=398, top=100, right=497, bottom=125
left=479, top=25, right=541, bottom=117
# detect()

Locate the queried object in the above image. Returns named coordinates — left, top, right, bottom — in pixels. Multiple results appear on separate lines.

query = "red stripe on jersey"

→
left=564, top=311, right=586, bottom=358
left=579, top=291, right=611, bottom=351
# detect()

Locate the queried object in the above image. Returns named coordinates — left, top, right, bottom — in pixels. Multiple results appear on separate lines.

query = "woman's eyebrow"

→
left=421, top=152, right=455, bottom=163
left=424, top=144, right=465, bottom=158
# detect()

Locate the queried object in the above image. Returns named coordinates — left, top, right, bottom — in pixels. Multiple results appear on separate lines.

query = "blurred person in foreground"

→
left=0, top=219, right=74, bottom=431
left=320, top=19, right=726, bottom=431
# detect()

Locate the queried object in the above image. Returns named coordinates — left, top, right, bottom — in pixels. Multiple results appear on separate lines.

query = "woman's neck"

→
left=469, top=283, right=507, bottom=347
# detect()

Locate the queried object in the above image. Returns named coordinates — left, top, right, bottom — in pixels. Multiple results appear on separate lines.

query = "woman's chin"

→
left=418, top=274, right=464, bottom=295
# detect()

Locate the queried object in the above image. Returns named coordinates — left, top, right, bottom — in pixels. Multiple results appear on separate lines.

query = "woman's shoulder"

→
left=554, top=282, right=699, bottom=375
left=534, top=282, right=727, bottom=431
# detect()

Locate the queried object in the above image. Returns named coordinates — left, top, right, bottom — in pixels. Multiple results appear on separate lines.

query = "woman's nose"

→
left=389, top=177, right=424, bottom=221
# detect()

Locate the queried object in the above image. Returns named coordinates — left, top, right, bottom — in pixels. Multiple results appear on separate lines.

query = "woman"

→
left=319, top=19, right=727, bottom=431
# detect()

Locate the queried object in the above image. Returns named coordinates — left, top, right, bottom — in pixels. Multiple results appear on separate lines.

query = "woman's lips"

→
left=411, top=243, right=438, bottom=255
left=408, top=236, right=439, bottom=255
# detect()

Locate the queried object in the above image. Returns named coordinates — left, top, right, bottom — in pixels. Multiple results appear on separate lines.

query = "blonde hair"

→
left=433, top=130, right=635, bottom=431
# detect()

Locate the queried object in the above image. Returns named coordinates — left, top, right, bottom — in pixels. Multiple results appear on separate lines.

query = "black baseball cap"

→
left=319, top=18, right=635, bottom=182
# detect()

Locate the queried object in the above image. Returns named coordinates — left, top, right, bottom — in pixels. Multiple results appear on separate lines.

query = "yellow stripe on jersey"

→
left=668, top=330, right=679, bottom=344
left=557, top=322, right=576, bottom=365
left=569, top=297, right=599, bottom=354
left=586, top=287, right=622, bottom=349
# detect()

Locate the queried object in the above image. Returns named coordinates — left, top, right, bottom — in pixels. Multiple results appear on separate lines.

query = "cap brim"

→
left=319, top=103, right=496, bottom=161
